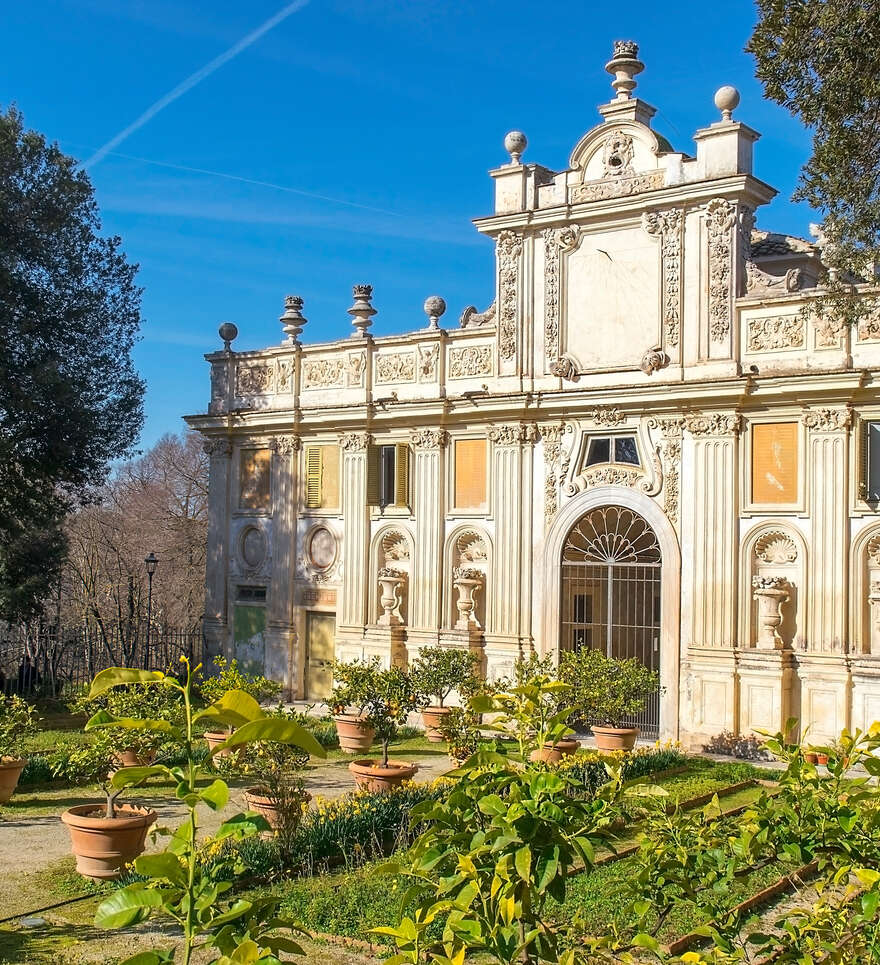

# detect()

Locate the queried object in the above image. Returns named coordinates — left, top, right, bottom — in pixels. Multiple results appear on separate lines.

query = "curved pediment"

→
left=568, top=121, right=670, bottom=183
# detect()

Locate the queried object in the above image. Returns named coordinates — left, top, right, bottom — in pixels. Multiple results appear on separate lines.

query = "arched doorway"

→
left=560, top=506, right=662, bottom=736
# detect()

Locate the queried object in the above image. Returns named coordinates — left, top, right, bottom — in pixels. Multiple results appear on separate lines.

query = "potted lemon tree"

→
left=198, top=656, right=280, bottom=756
left=0, top=694, right=37, bottom=802
left=410, top=646, right=479, bottom=742
left=330, top=657, right=379, bottom=753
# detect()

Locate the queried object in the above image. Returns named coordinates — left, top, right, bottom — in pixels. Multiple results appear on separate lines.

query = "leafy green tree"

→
left=0, top=105, right=144, bottom=619
left=747, top=1, right=880, bottom=293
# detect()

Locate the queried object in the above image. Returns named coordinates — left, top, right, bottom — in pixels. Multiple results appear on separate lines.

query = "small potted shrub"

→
left=438, top=703, right=483, bottom=765
left=330, top=658, right=379, bottom=753
left=198, top=656, right=281, bottom=755
left=515, top=654, right=580, bottom=761
left=54, top=729, right=157, bottom=880
left=0, top=695, right=38, bottom=802
left=348, top=665, right=422, bottom=791
left=410, top=646, right=479, bottom=742
left=559, top=648, right=660, bottom=751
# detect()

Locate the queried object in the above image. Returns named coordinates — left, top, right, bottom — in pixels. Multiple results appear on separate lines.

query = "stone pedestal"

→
left=680, top=647, right=738, bottom=749
left=849, top=656, right=880, bottom=734
left=363, top=625, right=408, bottom=669
left=737, top=649, right=795, bottom=737
left=796, top=652, right=851, bottom=743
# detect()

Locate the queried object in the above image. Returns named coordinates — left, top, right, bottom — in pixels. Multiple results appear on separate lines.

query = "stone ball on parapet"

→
left=504, top=130, right=527, bottom=163
left=218, top=322, right=238, bottom=349
left=714, top=85, right=740, bottom=120
left=423, top=295, right=447, bottom=319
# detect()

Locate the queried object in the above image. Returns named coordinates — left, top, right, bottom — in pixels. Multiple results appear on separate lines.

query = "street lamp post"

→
left=144, top=553, right=158, bottom=670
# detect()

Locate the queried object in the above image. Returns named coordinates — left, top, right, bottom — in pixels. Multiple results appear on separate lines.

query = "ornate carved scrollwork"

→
left=706, top=198, right=737, bottom=342
left=642, top=208, right=683, bottom=346
left=496, top=230, right=523, bottom=361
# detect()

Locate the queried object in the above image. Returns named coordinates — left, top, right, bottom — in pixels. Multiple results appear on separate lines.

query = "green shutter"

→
left=305, top=446, right=322, bottom=508
left=366, top=446, right=380, bottom=505
left=394, top=443, right=409, bottom=507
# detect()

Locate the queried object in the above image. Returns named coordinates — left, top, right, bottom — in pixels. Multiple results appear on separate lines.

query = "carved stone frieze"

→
left=339, top=432, right=373, bottom=452
left=813, top=306, right=846, bottom=348
left=543, top=228, right=560, bottom=362
left=375, top=352, right=416, bottom=384
left=642, top=208, right=683, bottom=346
left=496, top=230, right=522, bottom=361
left=276, top=357, right=294, bottom=393
left=755, top=531, right=798, bottom=564
left=269, top=435, right=301, bottom=455
left=590, top=406, right=626, bottom=427
left=488, top=423, right=538, bottom=446
left=449, top=345, right=492, bottom=378
left=746, top=315, right=805, bottom=352
left=802, top=407, right=851, bottom=432
left=347, top=352, right=365, bottom=387
left=236, top=363, right=274, bottom=396
left=706, top=198, right=737, bottom=342
left=867, top=534, right=880, bottom=568
left=418, top=344, right=439, bottom=380
left=857, top=305, right=880, bottom=342
left=684, top=412, right=741, bottom=436
left=541, top=422, right=568, bottom=527
left=302, top=357, right=344, bottom=389
left=410, top=428, right=449, bottom=449
left=648, top=416, right=684, bottom=525
left=571, top=170, right=664, bottom=203
left=566, top=465, right=643, bottom=493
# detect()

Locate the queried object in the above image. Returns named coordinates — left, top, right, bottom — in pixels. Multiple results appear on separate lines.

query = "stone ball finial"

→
left=218, top=321, right=238, bottom=352
left=423, top=295, right=447, bottom=331
left=279, top=294, right=307, bottom=344
left=504, top=130, right=527, bottom=165
left=714, top=85, right=740, bottom=121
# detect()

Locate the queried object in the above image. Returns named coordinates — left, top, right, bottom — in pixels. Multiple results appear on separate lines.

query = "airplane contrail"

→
left=85, top=0, right=311, bottom=169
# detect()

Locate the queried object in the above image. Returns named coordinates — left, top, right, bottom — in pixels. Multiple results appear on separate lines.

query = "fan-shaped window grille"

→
left=562, top=507, right=661, bottom=566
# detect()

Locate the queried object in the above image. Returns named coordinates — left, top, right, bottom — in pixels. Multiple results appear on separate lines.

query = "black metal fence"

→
left=583, top=687, right=662, bottom=741
left=0, top=623, right=204, bottom=698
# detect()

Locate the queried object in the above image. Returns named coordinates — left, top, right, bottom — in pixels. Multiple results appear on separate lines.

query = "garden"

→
left=0, top=646, right=876, bottom=964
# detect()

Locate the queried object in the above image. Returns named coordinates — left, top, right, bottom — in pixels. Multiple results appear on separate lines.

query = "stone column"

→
left=485, top=423, right=536, bottom=679
left=202, top=437, right=233, bottom=662
left=680, top=412, right=740, bottom=745
left=338, top=432, right=372, bottom=638
left=406, top=429, right=448, bottom=657
left=264, top=435, right=300, bottom=693
left=800, top=406, right=852, bottom=740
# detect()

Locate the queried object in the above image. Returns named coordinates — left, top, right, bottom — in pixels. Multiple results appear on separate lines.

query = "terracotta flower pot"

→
left=421, top=706, right=452, bottom=743
left=529, top=738, right=581, bottom=764
left=348, top=759, right=418, bottom=792
left=244, top=786, right=311, bottom=832
left=804, top=751, right=819, bottom=765
left=111, top=748, right=157, bottom=774
left=204, top=730, right=241, bottom=759
left=61, top=803, right=157, bottom=881
left=816, top=753, right=829, bottom=766
left=591, top=725, right=640, bottom=752
left=334, top=715, right=375, bottom=754
left=0, top=758, right=27, bottom=803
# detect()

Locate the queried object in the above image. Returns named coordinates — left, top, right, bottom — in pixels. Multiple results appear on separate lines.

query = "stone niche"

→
left=374, top=529, right=412, bottom=625
left=744, top=527, right=803, bottom=649
left=560, top=224, right=661, bottom=372
left=448, top=530, right=488, bottom=631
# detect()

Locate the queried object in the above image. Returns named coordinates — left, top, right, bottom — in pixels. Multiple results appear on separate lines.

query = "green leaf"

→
left=120, top=953, right=175, bottom=965
left=110, top=765, right=175, bottom=790
left=514, top=845, right=532, bottom=882
left=211, top=717, right=326, bottom=758
left=194, top=690, right=264, bottom=729
left=133, top=851, right=185, bottom=885
left=204, top=898, right=253, bottom=929
left=632, top=933, right=661, bottom=952
left=215, top=812, right=271, bottom=840
left=89, top=668, right=167, bottom=699
left=199, top=778, right=230, bottom=811
left=94, top=883, right=165, bottom=929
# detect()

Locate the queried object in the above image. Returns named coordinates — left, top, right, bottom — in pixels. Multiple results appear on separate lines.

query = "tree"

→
left=0, top=105, right=145, bottom=619
left=747, top=0, right=880, bottom=292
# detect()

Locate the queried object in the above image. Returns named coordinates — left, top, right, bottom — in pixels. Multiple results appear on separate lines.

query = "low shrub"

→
left=547, top=743, right=688, bottom=798
left=18, top=754, right=53, bottom=786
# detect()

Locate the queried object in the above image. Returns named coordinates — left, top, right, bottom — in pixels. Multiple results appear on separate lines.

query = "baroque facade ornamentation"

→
left=203, top=438, right=232, bottom=458
left=755, top=531, right=798, bottom=564
left=459, top=301, right=496, bottom=328
left=449, top=344, right=492, bottom=378
left=857, top=305, right=880, bottom=342
left=570, top=170, right=664, bottom=203
left=549, top=354, right=581, bottom=381
left=814, top=311, right=846, bottom=348
left=706, top=198, right=737, bottom=342
left=269, top=435, right=301, bottom=455
left=590, top=406, right=626, bottom=427
left=410, top=428, right=449, bottom=449
left=347, top=352, right=365, bottom=386
left=601, top=131, right=634, bottom=176
left=867, top=534, right=880, bottom=568
left=497, top=230, right=522, bottom=361
left=339, top=432, right=372, bottom=452
left=802, top=407, right=851, bottom=431
left=302, top=357, right=344, bottom=389
left=236, top=363, right=274, bottom=396
left=746, top=315, right=805, bottom=352
left=648, top=417, right=684, bottom=525
left=418, top=344, right=439, bottom=380
left=541, top=422, right=568, bottom=527
left=375, top=352, right=416, bottom=384
left=640, top=347, right=669, bottom=375
left=684, top=412, right=741, bottom=436
left=642, top=208, right=683, bottom=346
left=745, top=261, right=802, bottom=294
left=488, top=423, right=538, bottom=446
left=276, top=357, right=293, bottom=393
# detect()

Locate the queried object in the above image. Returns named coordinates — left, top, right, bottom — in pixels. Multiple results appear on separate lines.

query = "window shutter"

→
left=366, top=446, right=380, bottom=505
left=305, top=447, right=322, bottom=508
left=394, top=443, right=409, bottom=507
left=860, top=422, right=870, bottom=499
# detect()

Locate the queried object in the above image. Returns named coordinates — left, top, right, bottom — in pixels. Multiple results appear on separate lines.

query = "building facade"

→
left=186, top=43, right=880, bottom=747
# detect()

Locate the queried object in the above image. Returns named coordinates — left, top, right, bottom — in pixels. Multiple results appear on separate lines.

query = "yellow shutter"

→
left=305, top=447, right=322, bottom=508
left=394, top=443, right=409, bottom=506
left=751, top=423, right=798, bottom=504
left=860, top=422, right=869, bottom=499
left=454, top=439, right=487, bottom=509
left=366, top=446, right=380, bottom=505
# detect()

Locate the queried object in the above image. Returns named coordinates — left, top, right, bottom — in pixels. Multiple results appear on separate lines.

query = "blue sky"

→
left=5, top=1, right=815, bottom=449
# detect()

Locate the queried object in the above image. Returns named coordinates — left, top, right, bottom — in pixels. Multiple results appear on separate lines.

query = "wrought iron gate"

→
left=560, top=506, right=661, bottom=737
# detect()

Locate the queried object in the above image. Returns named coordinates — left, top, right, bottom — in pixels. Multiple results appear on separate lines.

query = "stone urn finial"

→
left=348, top=284, right=376, bottom=338
left=605, top=40, right=644, bottom=100
left=453, top=566, right=484, bottom=631
left=504, top=130, right=527, bottom=165
left=218, top=321, right=238, bottom=352
left=423, top=295, right=446, bottom=331
left=752, top=576, right=790, bottom=649
left=280, top=295, right=307, bottom=344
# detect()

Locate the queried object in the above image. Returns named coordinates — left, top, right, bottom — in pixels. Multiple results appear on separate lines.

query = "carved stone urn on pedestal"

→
left=377, top=567, right=405, bottom=627
left=752, top=576, right=790, bottom=649
left=453, top=567, right=483, bottom=630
